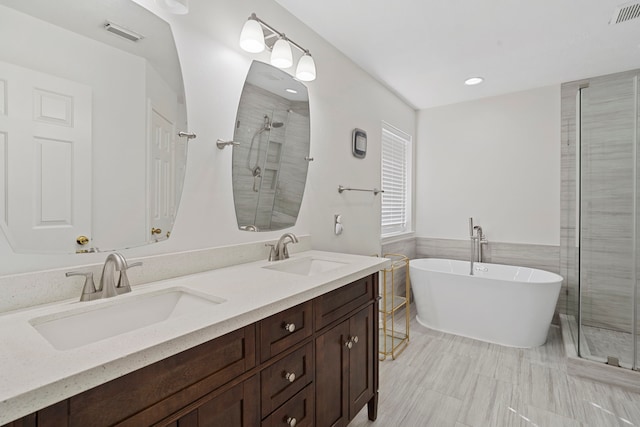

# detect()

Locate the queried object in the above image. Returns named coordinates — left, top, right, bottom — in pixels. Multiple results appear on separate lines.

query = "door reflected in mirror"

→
left=0, top=0, right=188, bottom=253
left=232, top=61, right=310, bottom=232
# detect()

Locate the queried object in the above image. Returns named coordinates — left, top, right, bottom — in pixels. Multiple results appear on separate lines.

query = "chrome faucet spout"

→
left=99, top=253, right=126, bottom=298
left=273, top=233, right=299, bottom=261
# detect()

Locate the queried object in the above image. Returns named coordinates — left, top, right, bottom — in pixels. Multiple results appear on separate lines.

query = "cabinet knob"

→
left=285, top=417, right=297, bottom=427
left=345, top=340, right=353, bottom=349
left=283, top=322, right=296, bottom=333
left=284, top=371, right=296, bottom=383
left=352, top=335, right=359, bottom=344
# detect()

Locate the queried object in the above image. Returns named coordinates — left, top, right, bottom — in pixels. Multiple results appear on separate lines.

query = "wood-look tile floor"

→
left=351, top=306, right=640, bottom=427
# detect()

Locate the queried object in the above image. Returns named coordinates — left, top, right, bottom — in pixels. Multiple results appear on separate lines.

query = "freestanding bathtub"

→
left=409, top=258, right=562, bottom=348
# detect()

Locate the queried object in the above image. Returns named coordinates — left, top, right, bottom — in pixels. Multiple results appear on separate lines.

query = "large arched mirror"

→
left=232, top=61, right=310, bottom=232
left=0, top=0, right=188, bottom=253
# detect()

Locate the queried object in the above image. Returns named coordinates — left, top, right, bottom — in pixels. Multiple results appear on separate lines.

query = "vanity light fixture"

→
left=239, top=13, right=317, bottom=81
left=296, top=52, right=317, bottom=81
left=464, top=77, right=484, bottom=86
left=239, top=16, right=265, bottom=53
left=271, top=36, right=293, bottom=68
left=155, top=0, right=189, bottom=15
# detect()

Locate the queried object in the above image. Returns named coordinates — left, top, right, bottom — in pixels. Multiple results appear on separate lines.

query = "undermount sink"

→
left=30, top=288, right=225, bottom=351
left=263, top=257, right=348, bottom=276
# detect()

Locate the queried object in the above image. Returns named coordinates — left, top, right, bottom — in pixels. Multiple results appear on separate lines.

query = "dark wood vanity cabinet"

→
left=315, top=279, right=377, bottom=427
left=3, top=273, right=378, bottom=427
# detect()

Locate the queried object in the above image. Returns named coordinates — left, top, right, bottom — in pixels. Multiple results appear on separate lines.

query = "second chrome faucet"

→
left=266, top=233, right=299, bottom=261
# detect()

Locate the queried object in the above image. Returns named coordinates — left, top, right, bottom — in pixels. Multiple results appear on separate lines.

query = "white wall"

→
left=0, top=0, right=415, bottom=276
left=415, top=85, right=560, bottom=245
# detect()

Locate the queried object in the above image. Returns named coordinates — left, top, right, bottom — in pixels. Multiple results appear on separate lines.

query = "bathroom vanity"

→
left=0, top=251, right=387, bottom=426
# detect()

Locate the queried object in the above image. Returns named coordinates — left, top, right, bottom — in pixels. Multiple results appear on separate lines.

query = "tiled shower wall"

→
left=561, top=69, right=640, bottom=334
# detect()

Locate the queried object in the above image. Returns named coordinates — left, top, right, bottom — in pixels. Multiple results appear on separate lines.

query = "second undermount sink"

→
left=263, top=256, right=348, bottom=276
left=30, top=288, right=225, bottom=351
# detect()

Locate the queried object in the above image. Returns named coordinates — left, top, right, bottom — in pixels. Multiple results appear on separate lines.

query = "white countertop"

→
left=0, top=250, right=389, bottom=424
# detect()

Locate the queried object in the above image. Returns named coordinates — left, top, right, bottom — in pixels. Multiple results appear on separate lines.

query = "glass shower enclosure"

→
left=562, top=69, right=640, bottom=371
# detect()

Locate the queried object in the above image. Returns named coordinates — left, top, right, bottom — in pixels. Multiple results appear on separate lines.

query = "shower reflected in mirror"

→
left=231, top=61, right=310, bottom=232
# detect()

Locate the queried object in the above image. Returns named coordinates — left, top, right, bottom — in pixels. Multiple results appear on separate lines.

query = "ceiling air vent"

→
left=611, top=1, right=640, bottom=24
left=104, top=21, right=144, bottom=42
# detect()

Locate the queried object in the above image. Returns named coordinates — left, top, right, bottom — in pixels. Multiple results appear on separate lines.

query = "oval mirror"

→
left=232, top=61, right=310, bottom=232
left=0, top=0, right=188, bottom=253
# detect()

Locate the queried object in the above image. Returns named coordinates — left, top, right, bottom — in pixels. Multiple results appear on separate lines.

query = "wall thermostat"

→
left=352, top=128, right=367, bottom=159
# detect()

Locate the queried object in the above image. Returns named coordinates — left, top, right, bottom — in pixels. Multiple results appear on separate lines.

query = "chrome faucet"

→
left=469, top=218, right=477, bottom=275
left=468, top=218, right=488, bottom=275
left=266, top=233, right=299, bottom=261
left=66, top=252, right=142, bottom=301
left=473, top=225, right=488, bottom=263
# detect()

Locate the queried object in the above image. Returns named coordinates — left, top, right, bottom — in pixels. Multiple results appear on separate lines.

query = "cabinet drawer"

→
left=262, top=384, right=314, bottom=427
left=261, top=342, right=313, bottom=418
left=76, top=325, right=256, bottom=427
left=160, top=375, right=261, bottom=427
left=314, top=274, right=374, bottom=331
left=258, top=301, right=312, bottom=363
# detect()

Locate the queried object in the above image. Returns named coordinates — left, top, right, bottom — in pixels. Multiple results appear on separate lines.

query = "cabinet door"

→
left=166, top=376, right=260, bottom=427
left=0, top=401, right=68, bottom=427
left=348, top=305, right=375, bottom=418
left=315, top=319, right=350, bottom=427
left=1, top=415, right=35, bottom=427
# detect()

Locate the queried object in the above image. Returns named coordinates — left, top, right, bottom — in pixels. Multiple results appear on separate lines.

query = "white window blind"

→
left=381, top=123, right=411, bottom=236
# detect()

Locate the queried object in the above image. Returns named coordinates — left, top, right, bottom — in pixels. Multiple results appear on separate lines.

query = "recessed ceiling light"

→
left=465, top=77, right=484, bottom=86
left=285, top=88, right=298, bottom=94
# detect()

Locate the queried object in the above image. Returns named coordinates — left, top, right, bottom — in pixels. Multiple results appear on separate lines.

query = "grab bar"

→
left=338, top=185, right=384, bottom=196
left=216, top=139, right=240, bottom=149
left=178, top=131, right=197, bottom=140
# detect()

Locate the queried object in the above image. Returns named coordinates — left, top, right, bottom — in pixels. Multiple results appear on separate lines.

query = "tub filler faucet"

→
left=469, top=218, right=488, bottom=275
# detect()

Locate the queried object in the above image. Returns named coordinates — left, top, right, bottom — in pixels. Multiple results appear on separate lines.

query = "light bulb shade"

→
left=239, top=19, right=265, bottom=53
left=156, top=0, right=188, bottom=14
left=296, top=54, right=316, bottom=81
left=271, top=38, right=293, bottom=69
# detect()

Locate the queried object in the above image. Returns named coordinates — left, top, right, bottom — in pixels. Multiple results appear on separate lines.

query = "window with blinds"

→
left=381, top=123, right=412, bottom=236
